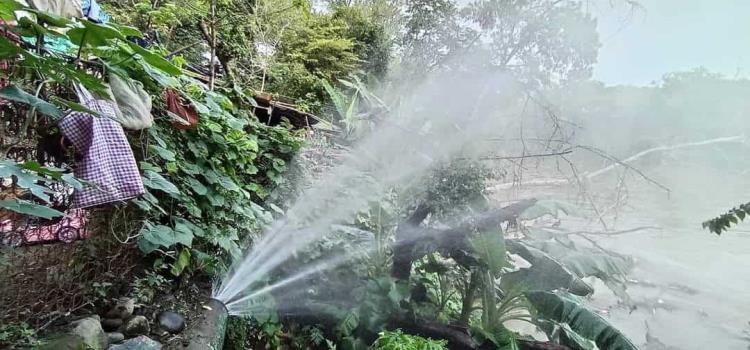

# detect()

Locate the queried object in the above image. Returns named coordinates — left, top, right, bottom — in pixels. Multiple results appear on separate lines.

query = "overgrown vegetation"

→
left=3, top=0, right=733, bottom=349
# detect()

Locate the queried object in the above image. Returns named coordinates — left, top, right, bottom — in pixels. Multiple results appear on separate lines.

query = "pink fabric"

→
left=0, top=209, right=88, bottom=246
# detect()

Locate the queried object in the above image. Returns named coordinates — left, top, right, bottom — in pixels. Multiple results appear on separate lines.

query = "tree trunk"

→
left=391, top=203, right=432, bottom=280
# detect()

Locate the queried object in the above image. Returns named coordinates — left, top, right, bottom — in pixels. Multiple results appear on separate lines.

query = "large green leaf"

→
left=138, top=222, right=193, bottom=250
left=175, top=217, right=205, bottom=237
left=187, top=177, right=208, bottom=196
left=142, top=170, right=180, bottom=198
left=149, top=145, right=176, bottom=162
left=525, top=291, right=638, bottom=350
left=126, top=42, right=181, bottom=76
left=0, top=1, right=22, bottom=20
left=0, top=36, right=21, bottom=58
left=504, top=241, right=593, bottom=296
left=109, top=23, right=143, bottom=38
left=0, top=85, right=63, bottom=119
left=0, top=160, right=54, bottom=202
left=50, top=97, right=102, bottom=117
left=67, top=20, right=125, bottom=47
left=0, top=199, right=63, bottom=219
left=170, top=248, right=191, bottom=276
left=558, top=323, right=598, bottom=350
left=469, top=229, right=507, bottom=275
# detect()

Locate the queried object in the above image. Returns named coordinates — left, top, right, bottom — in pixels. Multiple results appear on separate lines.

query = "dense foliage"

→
left=0, top=0, right=303, bottom=299
left=1, top=0, right=695, bottom=349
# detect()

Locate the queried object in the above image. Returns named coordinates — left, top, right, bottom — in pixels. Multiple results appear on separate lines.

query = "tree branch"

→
left=391, top=199, right=538, bottom=281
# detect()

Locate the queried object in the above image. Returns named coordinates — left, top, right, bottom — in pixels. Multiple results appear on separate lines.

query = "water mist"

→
left=213, top=69, right=528, bottom=315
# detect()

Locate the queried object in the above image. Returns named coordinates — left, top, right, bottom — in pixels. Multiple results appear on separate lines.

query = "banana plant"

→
left=322, top=75, right=387, bottom=140
left=526, top=291, right=639, bottom=350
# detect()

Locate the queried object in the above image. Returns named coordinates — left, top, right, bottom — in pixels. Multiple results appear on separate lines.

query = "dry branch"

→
left=490, top=135, right=746, bottom=191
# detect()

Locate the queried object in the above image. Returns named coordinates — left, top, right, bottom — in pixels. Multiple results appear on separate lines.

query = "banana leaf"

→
left=525, top=291, right=638, bottom=350
left=505, top=241, right=593, bottom=296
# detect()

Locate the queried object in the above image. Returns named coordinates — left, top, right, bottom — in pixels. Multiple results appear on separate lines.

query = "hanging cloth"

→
left=80, top=0, right=110, bottom=23
left=108, top=74, right=153, bottom=130
left=164, top=88, right=199, bottom=129
left=57, top=84, right=145, bottom=209
left=26, top=0, right=83, bottom=18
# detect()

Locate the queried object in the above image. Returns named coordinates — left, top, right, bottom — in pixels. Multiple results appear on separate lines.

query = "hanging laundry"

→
left=26, top=0, right=83, bottom=18
left=109, top=74, right=153, bottom=130
left=164, top=88, right=200, bottom=129
left=58, top=84, right=145, bottom=209
left=80, top=0, right=110, bottom=24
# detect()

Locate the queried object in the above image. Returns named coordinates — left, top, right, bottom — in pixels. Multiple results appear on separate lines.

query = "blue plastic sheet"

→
left=81, top=0, right=110, bottom=24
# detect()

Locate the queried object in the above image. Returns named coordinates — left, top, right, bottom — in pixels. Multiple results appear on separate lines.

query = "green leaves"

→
left=525, top=291, right=638, bottom=350
left=0, top=36, right=21, bottom=58
left=137, top=221, right=194, bottom=254
left=0, top=1, right=22, bottom=20
left=149, top=145, right=177, bottom=162
left=336, top=312, right=359, bottom=338
left=504, top=241, right=593, bottom=296
left=0, top=160, right=80, bottom=219
left=170, top=248, right=191, bottom=276
left=187, top=177, right=208, bottom=195
left=142, top=170, right=180, bottom=197
left=0, top=200, right=63, bottom=219
left=126, top=42, right=181, bottom=76
left=0, top=85, right=63, bottom=119
left=0, top=160, right=54, bottom=202
left=373, top=329, right=448, bottom=350
left=469, top=229, right=507, bottom=275
left=703, top=201, right=750, bottom=234
left=68, top=21, right=126, bottom=47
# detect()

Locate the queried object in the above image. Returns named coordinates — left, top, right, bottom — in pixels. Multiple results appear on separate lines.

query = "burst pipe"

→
left=184, top=299, right=228, bottom=350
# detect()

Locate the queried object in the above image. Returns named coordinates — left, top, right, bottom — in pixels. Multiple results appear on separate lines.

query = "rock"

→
left=157, top=311, right=185, bottom=334
left=39, top=334, right=87, bottom=350
left=107, top=332, right=125, bottom=344
left=123, top=315, right=150, bottom=337
left=106, top=298, right=135, bottom=319
left=107, top=335, right=162, bottom=350
left=70, top=316, right=108, bottom=350
left=101, top=318, right=123, bottom=332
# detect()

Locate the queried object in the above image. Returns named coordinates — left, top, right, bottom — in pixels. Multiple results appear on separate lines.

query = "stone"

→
left=123, top=315, right=150, bottom=337
left=107, top=332, right=125, bottom=344
left=39, top=334, right=87, bottom=350
left=107, top=335, right=162, bottom=350
left=157, top=311, right=185, bottom=334
left=101, top=318, right=123, bottom=332
left=70, top=316, right=108, bottom=350
left=106, top=298, right=135, bottom=319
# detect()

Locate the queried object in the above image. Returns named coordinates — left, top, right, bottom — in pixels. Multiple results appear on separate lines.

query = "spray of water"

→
left=213, top=69, right=529, bottom=312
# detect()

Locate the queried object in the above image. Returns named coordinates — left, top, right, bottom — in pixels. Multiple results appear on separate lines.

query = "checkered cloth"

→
left=58, top=93, right=144, bottom=209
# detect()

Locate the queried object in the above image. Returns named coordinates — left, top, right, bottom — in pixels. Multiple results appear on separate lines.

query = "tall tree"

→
left=463, top=0, right=600, bottom=87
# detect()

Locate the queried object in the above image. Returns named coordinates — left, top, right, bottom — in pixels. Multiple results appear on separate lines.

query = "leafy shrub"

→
left=134, top=77, right=303, bottom=275
left=373, top=329, right=447, bottom=350
left=0, top=322, right=43, bottom=348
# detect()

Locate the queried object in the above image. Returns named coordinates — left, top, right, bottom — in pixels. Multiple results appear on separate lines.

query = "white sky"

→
left=593, top=0, right=750, bottom=85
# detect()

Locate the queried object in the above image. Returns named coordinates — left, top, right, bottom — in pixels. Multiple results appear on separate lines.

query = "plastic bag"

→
left=108, top=74, right=153, bottom=130
left=164, top=88, right=199, bottom=129
left=26, top=0, right=83, bottom=18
